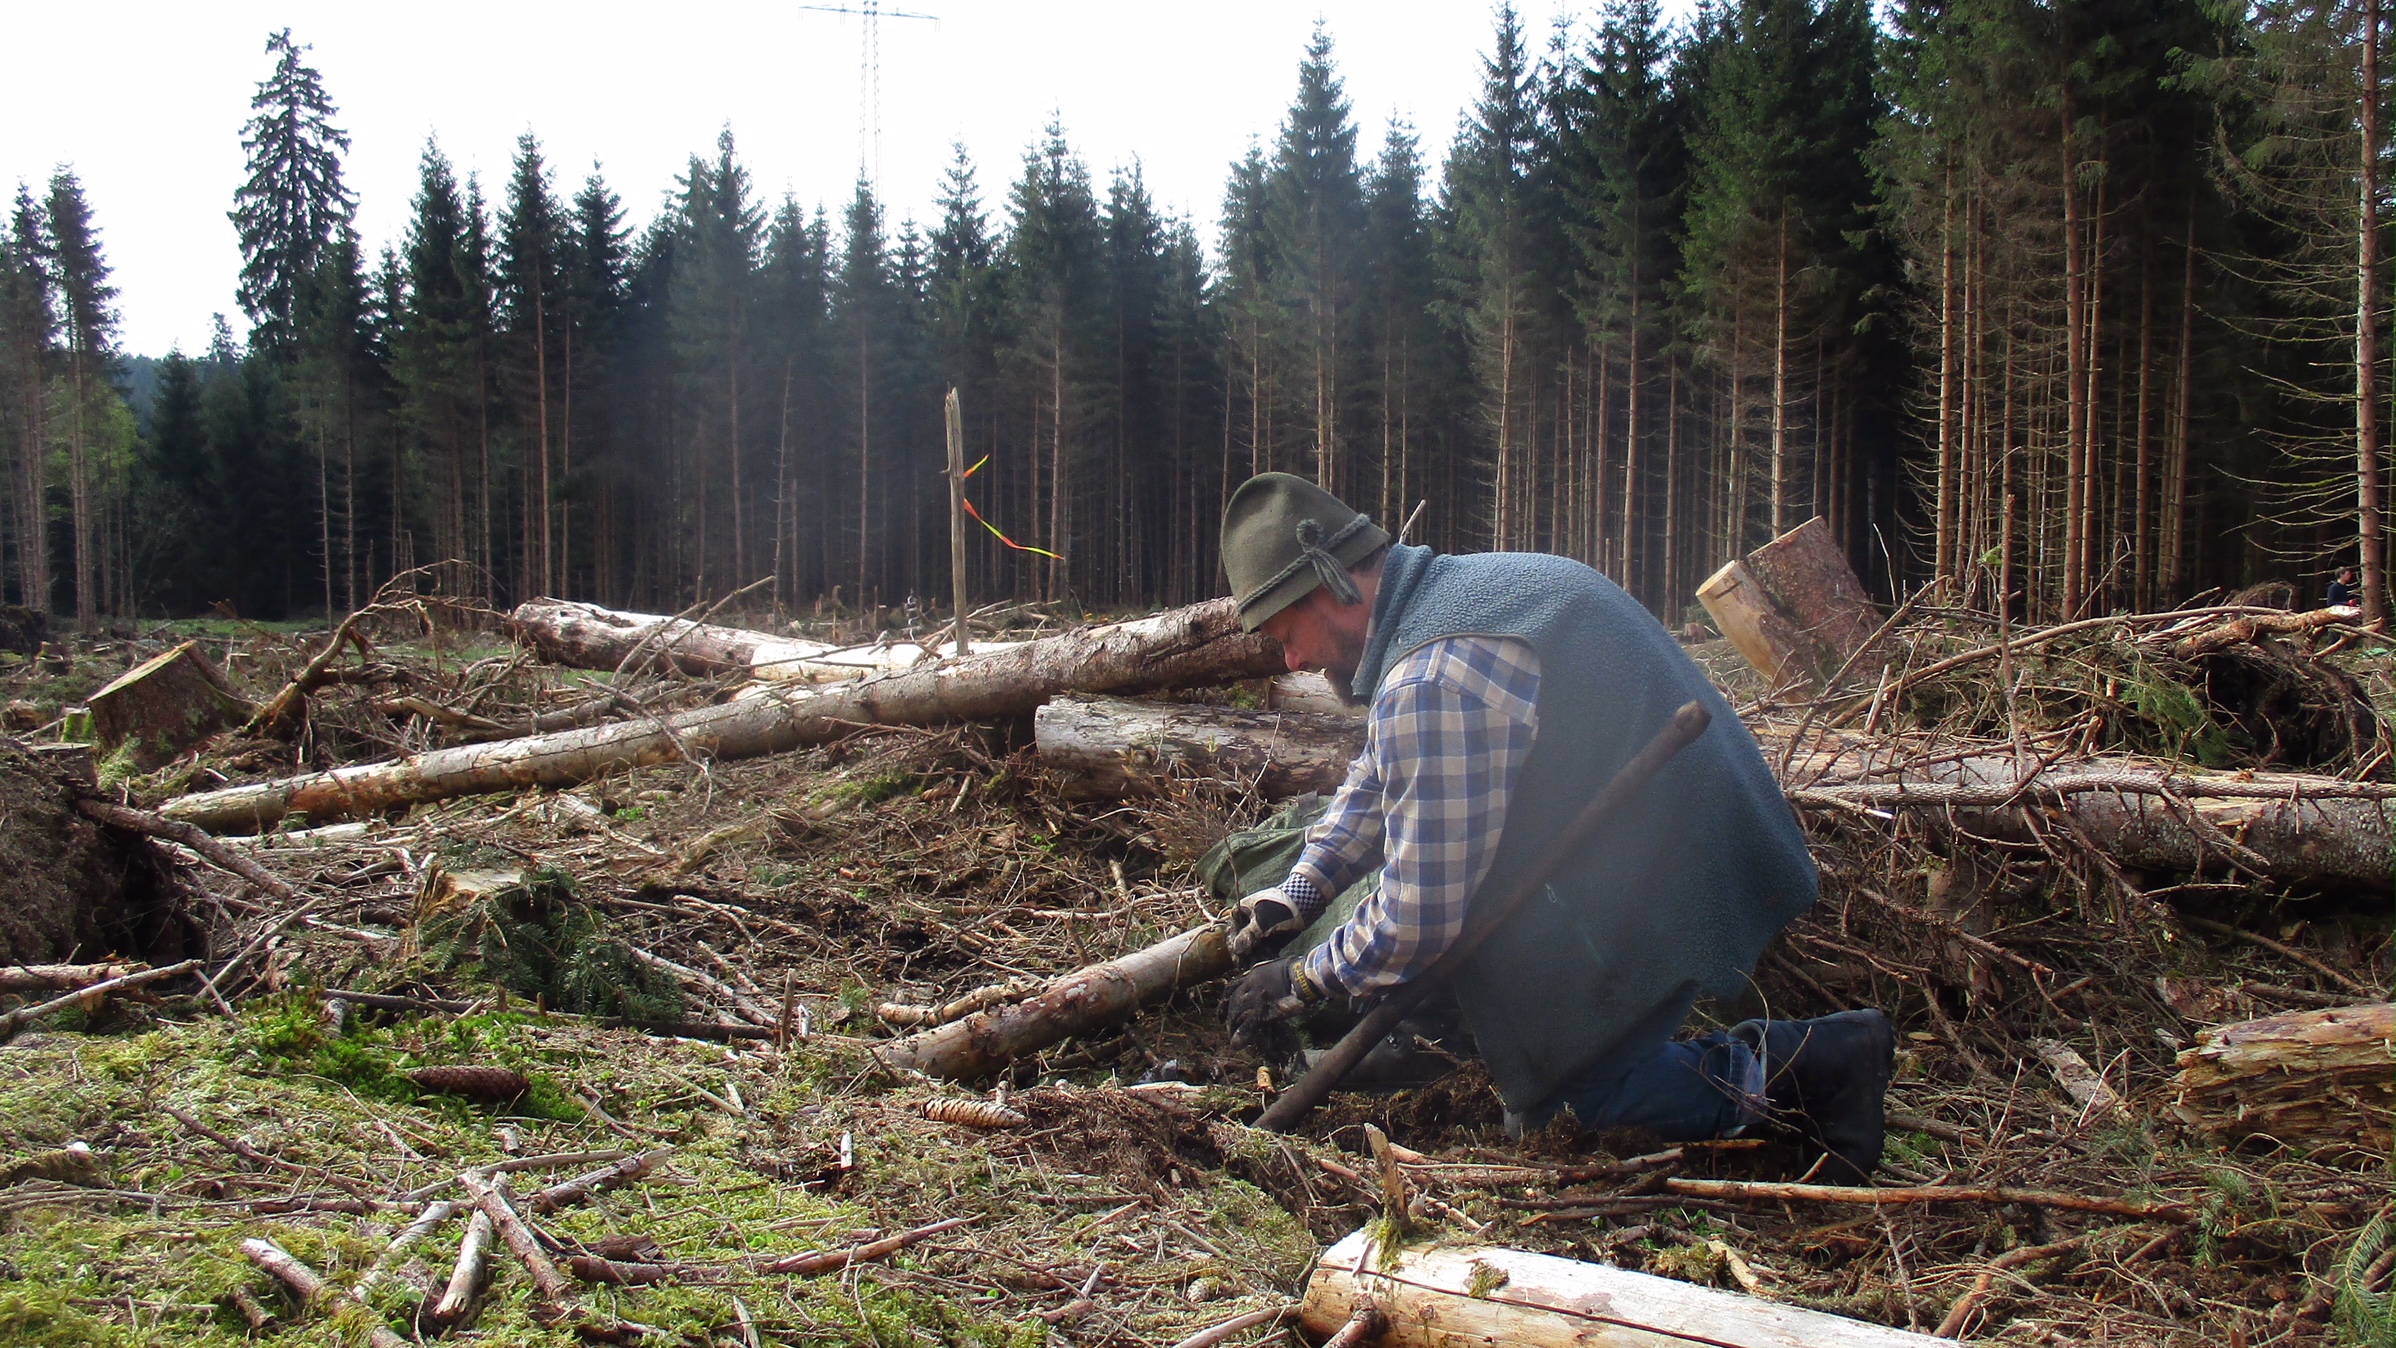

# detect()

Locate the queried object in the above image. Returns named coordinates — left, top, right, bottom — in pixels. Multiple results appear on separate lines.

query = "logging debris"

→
left=0, top=593, right=2384, bottom=1346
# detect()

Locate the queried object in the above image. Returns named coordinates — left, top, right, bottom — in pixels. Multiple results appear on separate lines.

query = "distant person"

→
left=2327, top=567, right=2358, bottom=607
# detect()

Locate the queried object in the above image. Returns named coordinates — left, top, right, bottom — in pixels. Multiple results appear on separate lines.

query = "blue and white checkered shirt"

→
left=1281, top=636, right=1542, bottom=997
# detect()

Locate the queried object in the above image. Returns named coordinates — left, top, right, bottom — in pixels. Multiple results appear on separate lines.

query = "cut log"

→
left=89, top=641, right=254, bottom=769
left=1030, top=698, right=2392, bottom=892
left=162, top=599, right=1283, bottom=833
left=1742, top=515, right=1885, bottom=678
left=509, top=597, right=1011, bottom=683
left=1696, top=560, right=1810, bottom=683
left=875, top=920, right=1234, bottom=1080
left=1301, top=1226, right=1948, bottom=1347
left=1034, top=694, right=1363, bottom=799
left=2168, top=1001, right=2392, bottom=1159
left=1769, top=731, right=2395, bottom=893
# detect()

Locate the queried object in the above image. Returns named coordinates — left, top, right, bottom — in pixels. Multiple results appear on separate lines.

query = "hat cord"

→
left=1295, top=518, right=1364, bottom=606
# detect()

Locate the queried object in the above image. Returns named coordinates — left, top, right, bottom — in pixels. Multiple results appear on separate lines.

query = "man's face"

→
left=1261, top=587, right=1368, bottom=703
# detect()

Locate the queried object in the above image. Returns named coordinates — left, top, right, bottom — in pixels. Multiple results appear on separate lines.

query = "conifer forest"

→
left=3, top=0, right=2390, bottom=627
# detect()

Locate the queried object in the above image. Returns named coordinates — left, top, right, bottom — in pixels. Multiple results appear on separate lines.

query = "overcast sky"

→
left=4, top=1, right=1702, bottom=358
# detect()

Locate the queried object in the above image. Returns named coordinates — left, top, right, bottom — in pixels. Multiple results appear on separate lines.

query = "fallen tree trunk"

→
left=1034, top=694, right=1363, bottom=798
left=2168, top=1001, right=2392, bottom=1159
left=164, top=600, right=1282, bottom=834
left=874, top=921, right=1234, bottom=1080
left=509, top=598, right=1009, bottom=683
left=1301, top=1226, right=1946, bottom=1347
left=1034, top=697, right=2392, bottom=890
left=1771, top=732, right=2394, bottom=892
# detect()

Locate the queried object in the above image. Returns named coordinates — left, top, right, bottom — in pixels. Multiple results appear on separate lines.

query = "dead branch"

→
left=239, top=1236, right=410, bottom=1348
left=754, top=1214, right=979, bottom=1275
left=460, top=1171, right=575, bottom=1303
left=1662, top=1178, right=2195, bottom=1222
left=0, top=960, right=198, bottom=1040
left=432, top=1209, right=495, bottom=1324
left=76, top=797, right=302, bottom=904
left=527, top=1148, right=675, bottom=1214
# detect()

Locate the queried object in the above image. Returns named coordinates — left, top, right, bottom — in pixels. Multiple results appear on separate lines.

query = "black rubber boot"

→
left=1733, top=1009, right=1894, bottom=1184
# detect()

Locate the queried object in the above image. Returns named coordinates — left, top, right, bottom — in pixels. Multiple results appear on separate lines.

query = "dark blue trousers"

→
left=1510, top=985, right=1765, bottom=1140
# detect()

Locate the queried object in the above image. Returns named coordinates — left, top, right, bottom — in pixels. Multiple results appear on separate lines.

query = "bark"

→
left=165, top=599, right=1283, bottom=833
left=1034, top=695, right=1363, bottom=799
left=2359, top=0, right=2388, bottom=625
left=1742, top=516, right=1884, bottom=680
left=2169, top=1001, right=2390, bottom=1159
left=89, top=642, right=255, bottom=770
left=874, top=920, right=1233, bottom=1080
left=1301, top=1226, right=1948, bottom=1348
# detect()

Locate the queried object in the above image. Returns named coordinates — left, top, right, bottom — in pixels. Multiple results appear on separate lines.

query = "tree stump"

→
left=89, top=641, right=253, bottom=770
left=1696, top=561, right=1810, bottom=683
left=2169, top=1001, right=2392, bottom=1161
left=1742, top=516, right=1884, bottom=679
left=0, top=604, right=47, bottom=658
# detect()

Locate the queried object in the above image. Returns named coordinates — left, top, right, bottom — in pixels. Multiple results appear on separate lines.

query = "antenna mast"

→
left=799, top=1, right=939, bottom=182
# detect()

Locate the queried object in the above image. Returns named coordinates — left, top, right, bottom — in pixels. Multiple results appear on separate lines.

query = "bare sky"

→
left=4, top=1, right=1688, bottom=357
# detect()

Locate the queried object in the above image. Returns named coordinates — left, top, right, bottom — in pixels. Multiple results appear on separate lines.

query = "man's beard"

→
left=1321, top=624, right=1368, bottom=707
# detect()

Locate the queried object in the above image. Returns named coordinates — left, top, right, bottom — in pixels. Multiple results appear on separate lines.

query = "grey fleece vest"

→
left=1353, top=544, right=1816, bottom=1112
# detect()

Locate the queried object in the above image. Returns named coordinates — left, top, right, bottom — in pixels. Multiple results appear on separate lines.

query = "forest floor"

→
left=0, top=604, right=2389, bottom=1348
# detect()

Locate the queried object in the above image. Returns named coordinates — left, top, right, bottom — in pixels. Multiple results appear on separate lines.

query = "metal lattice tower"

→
left=799, top=0, right=938, bottom=182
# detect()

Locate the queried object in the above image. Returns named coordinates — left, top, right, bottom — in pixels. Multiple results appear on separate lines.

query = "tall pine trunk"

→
left=2358, top=0, right=2388, bottom=624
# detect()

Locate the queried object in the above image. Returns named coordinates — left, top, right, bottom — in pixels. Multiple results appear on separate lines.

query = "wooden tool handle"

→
left=1254, top=701, right=1713, bottom=1133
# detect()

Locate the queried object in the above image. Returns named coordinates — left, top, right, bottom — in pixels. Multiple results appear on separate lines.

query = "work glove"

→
left=1227, top=887, right=1306, bottom=963
left=1224, top=956, right=1325, bottom=1045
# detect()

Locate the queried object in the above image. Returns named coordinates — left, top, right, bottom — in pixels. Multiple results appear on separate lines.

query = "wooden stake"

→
left=945, top=388, right=970, bottom=658
left=460, top=1171, right=574, bottom=1303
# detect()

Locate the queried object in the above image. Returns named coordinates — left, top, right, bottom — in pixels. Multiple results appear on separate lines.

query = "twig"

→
left=77, top=797, right=303, bottom=903
left=625, top=945, right=777, bottom=1026
left=2179, top=914, right=2374, bottom=996
left=239, top=1237, right=410, bottom=1348
left=1664, top=1177, right=2194, bottom=1221
left=755, top=1214, right=979, bottom=1275
left=0, top=962, right=138, bottom=993
left=1934, top=1228, right=2115, bottom=1338
left=432, top=1209, right=495, bottom=1324
left=1167, top=1302, right=1305, bottom=1348
left=396, top=1149, right=634, bottom=1203
left=460, top=1171, right=575, bottom=1303
left=0, top=959, right=198, bottom=1040
left=527, top=1148, right=675, bottom=1214
left=1321, top=1297, right=1386, bottom=1348
left=360, top=1199, right=454, bottom=1298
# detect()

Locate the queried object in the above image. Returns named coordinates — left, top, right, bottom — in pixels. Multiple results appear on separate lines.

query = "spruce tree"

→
left=1265, top=21, right=1368, bottom=494
left=1002, top=124, right=1100, bottom=599
left=45, top=171, right=121, bottom=625
left=232, top=30, right=355, bottom=356
left=0, top=186, right=51, bottom=610
left=500, top=134, right=567, bottom=596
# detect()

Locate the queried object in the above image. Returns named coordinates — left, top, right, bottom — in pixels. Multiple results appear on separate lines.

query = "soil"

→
left=0, top=739, right=184, bottom=967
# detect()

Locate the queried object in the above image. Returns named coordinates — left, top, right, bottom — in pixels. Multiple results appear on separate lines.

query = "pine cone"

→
left=918, top=1097, right=1026, bottom=1129
left=408, top=1065, right=531, bottom=1101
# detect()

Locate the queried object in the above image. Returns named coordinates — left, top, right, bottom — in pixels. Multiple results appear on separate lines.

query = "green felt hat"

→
left=1221, top=473, right=1390, bottom=631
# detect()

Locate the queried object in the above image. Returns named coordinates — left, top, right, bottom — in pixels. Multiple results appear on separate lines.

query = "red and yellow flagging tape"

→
left=959, top=454, right=1062, bottom=560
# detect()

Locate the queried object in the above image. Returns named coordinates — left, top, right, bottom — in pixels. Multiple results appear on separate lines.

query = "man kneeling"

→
left=1216, top=473, right=1893, bottom=1181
